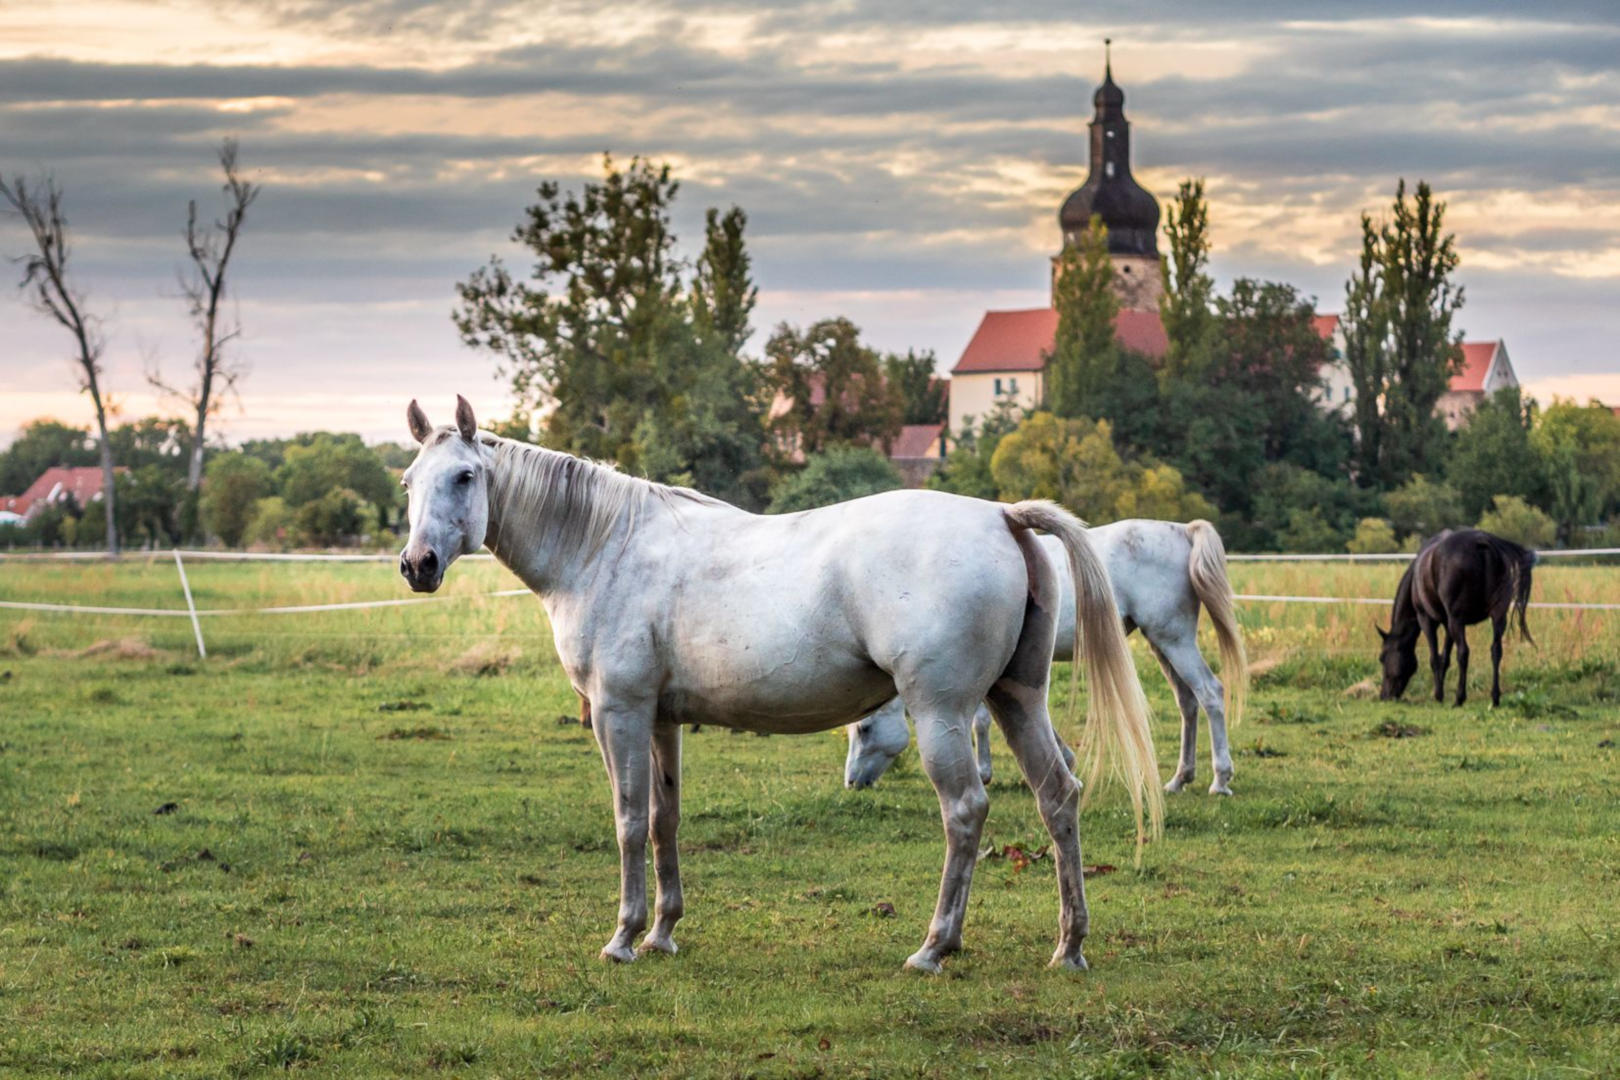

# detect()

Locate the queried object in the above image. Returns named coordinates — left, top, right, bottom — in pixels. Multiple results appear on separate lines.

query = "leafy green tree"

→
left=1445, top=386, right=1542, bottom=520
left=1385, top=474, right=1463, bottom=542
left=763, top=317, right=901, bottom=459
left=0, top=419, right=95, bottom=494
left=766, top=446, right=902, bottom=513
left=1244, top=464, right=1366, bottom=552
left=1341, top=180, right=1464, bottom=487
left=202, top=452, right=272, bottom=547
left=454, top=155, right=766, bottom=499
left=1347, top=517, right=1399, bottom=554
left=1046, top=215, right=1118, bottom=419
left=1532, top=400, right=1620, bottom=541
left=691, top=207, right=757, bottom=357
left=277, top=435, right=395, bottom=531
left=1478, top=495, right=1556, bottom=549
left=883, top=350, right=946, bottom=426
left=1158, top=178, right=1216, bottom=380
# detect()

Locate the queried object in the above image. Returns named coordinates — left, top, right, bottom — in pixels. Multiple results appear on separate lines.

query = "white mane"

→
left=481, top=435, right=727, bottom=561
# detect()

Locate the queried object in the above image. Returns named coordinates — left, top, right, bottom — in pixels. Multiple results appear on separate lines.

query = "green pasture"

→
left=1, top=556, right=1618, bottom=1077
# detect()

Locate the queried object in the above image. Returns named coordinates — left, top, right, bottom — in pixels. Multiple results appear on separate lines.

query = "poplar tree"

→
left=1046, top=215, right=1117, bottom=419
left=1158, top=178, right=1216, bottom=379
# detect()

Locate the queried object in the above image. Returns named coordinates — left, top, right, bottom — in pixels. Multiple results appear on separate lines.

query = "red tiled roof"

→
left=891, top=423, right=946, bottom=460
left=1452, top=341, right=1498, bottom=393
left=951, top=308, right=1169, bottom=375
left=5, top=466, right=119, bottom=519
left=1312, top=314, right=1340, bottom=340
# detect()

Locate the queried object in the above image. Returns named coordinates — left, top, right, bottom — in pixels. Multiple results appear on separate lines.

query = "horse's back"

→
left=1421, top=529, right=1532, bottom=624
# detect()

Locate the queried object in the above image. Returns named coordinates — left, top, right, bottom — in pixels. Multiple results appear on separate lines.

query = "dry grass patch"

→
left=75, top=637, right=163, bottom=661
left=446, top=640, right=520, bottom=676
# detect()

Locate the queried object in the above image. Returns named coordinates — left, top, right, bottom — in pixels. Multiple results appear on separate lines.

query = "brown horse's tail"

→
left=1185, top=519, right=1248, bottom=728
left=1512, top=549, right=1536, bottom=646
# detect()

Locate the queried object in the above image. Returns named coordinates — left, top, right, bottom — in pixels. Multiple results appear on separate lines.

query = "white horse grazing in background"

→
left=846, top=520, right=1247, bottom=795
left=397, top=398, right=1162, bottom=974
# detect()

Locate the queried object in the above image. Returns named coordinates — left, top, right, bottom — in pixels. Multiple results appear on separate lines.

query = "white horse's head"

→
left=399, top=395, right=490, bottom=593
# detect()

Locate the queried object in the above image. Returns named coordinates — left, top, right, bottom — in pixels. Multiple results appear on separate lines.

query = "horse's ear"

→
left=1374, top=624, right=1390, bottom=641
left=455, top=395, right=477, bottom=442
left=406, top=399, right=432, bottom=444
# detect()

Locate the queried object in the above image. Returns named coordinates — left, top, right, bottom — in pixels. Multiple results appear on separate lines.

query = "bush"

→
left=201, top=452, right=272, bottom=547
left=294, top=488, right=371, bottom=547
left=767, top=446, right=903, bottom=513
left=1385, top=474, right=1463, bottom=542
left=245, top=496, right=293, bottom=550
left=1346, top=517, right=1399, bottom=555
left=1478, top=495, right=1556, bottom=549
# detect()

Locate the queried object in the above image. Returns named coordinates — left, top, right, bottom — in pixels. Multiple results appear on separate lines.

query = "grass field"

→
left=2, top=555, right=1618, bottom=1077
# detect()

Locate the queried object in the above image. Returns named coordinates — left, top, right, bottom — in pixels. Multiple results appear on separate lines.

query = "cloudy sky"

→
left=2, top=0, right=1618, bottom=447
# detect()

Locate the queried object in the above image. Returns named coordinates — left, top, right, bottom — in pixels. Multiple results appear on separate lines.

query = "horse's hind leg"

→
left=1421, top=616, right=1444, bottom=703
left=1156, top=635, right=1233, bottom=796
left=1450, top=619, right=1470, bottom=707
left=904, top=707, right=989, bottom=974
left=641, top=722, right=684, bottom=955
left=1151, top=642, right=1200, bottom=793
left=590, top=699, right=654, bottom=963
left=1489, top=614, right=1507, bottom=707
left=972, top=703, right=994, bottom=785
left=985, top=681, right=1088, bottom=970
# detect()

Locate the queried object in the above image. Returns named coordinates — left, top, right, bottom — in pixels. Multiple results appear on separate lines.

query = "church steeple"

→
left=1059, top=42, right=1160, bottom=258
left=1055, top=42, right=1162, bottom=309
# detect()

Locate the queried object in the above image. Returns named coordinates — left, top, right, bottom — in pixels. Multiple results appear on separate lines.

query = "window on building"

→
left=1105, top=161, right=1116, bottom=178
left=1009, top=377, right=1018, bottom=394
left=993, top=377, right=1003, bottom=395
left=1343, top=385, right=1351, bottom=402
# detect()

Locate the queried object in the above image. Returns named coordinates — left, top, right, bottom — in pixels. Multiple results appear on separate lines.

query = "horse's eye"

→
left=456, top=470, right=475, bottom=485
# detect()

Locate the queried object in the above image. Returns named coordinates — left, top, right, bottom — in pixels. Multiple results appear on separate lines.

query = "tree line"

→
left=9, top=153, right=1616, bottom=552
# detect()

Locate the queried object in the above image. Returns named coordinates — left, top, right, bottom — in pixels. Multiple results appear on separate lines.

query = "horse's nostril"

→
left=420, top=550, right=438, bottom=574
left=399, top=555, right=410, bottom=577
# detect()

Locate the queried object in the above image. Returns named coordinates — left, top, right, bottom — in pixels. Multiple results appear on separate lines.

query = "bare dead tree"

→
left=153, top=138, right=259, bottom=534
left=1, top=175, right=120, bottom=555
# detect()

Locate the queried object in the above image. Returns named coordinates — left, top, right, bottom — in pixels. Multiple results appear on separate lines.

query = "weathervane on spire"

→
left=1105, top=37, right=1112, bottom=77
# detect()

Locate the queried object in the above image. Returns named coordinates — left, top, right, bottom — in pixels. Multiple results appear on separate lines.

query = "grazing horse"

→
left=846, top=520, right=1247, bottom=795
left=1378, top=529, right=1536, bottom=707
left=398, top=397, right=1162, bottom=974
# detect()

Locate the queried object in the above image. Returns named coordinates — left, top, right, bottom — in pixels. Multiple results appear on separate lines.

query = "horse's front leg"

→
left=1489, top=615, right=1507, bottom=707
left=591, top=699, right=654, bottom=963
left=641, top=722, right=684, bottom=955
left=1449, top=619, right=1470, bottom=707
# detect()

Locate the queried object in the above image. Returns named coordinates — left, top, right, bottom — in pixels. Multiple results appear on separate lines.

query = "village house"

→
left=947, top=54, right=1518, bottom=437
left=0, top=465, right=121, bottom=527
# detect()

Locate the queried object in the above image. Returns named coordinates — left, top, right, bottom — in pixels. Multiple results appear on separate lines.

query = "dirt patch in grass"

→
left=381, top=726, right=450, bottom=741
left=1372, top=720, right=1428, bottom=739
left=446, top=641, right=519, bottom=677
left=75, top=637, right=162, bottom=661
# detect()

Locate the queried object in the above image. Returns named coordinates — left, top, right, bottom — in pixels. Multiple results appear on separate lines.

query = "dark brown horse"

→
left=1379, top=529, right=1536, bottom=707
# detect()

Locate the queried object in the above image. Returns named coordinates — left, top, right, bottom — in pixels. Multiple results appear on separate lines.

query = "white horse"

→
left=846, top=520, right=1247, bottom=795
left=397, top=398, right=1162, bottom=974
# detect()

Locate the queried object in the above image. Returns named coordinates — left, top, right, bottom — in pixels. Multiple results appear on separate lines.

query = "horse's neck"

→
left=482, top=448, right=633, bottom=597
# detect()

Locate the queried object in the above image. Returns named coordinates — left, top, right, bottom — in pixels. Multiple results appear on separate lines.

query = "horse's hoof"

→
left=1208, top=782, right=1234, bottom=796
left=1164, top=773, right=1192, bottom=793
left=599, top=943, right=637, bottom=964
left=638, top=935, right=678, bottom=956
left=1049, top=949, right=1089, bottom=972
left=904, top=951, right=944, bottom=975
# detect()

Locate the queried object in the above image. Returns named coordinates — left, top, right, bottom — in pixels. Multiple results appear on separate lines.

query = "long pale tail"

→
left=1185, top=519, right=1248, bottom=727
left=1003, top=500, right=1163, bottom=847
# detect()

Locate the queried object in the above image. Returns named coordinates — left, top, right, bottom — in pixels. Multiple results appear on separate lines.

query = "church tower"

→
left=1054, top=44, right=1162, bottom=311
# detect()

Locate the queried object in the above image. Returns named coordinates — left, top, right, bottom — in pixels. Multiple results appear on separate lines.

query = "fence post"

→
left=172, top=549, right=207, bottom=659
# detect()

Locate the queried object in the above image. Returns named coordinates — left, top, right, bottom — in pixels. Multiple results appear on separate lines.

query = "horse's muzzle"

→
left=399, top=546, right=442, bottom=593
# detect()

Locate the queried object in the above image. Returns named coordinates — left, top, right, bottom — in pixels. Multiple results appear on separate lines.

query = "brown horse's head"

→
left=1376, top=625, right=1418, bottom=700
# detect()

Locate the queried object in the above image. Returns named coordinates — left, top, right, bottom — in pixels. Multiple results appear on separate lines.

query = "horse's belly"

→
left=658, top=656, right=896, bottom=735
